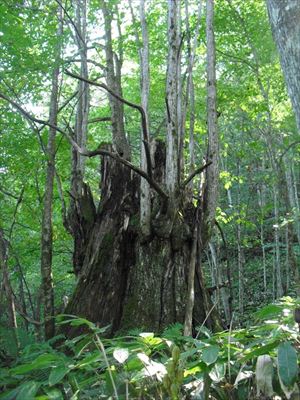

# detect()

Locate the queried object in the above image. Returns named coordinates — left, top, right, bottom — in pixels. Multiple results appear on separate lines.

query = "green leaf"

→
left=43, top=388, right=64, bottom=399
left=0, top=387, right=20, bottom=400
left=75, top=351, right=102, bottom=368
left=16, top=381, right=40, bottom=400
left=256, top=355, right=274, bottom=397
left=254, top=304, right=282, bottom=320
left=49, top=365, right=69, bottom=386
left=202, top=345, right=220, bottom=365
left=209, top=363, right=226, bottom=382
left=11, top=354, right=62, bottom=375
left=277, top=342, right=298, bottom=388
left=242, top=340, right=280, bottom=361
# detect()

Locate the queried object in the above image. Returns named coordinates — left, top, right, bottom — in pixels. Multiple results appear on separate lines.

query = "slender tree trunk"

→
left=40, top=7, right=63, bottom=339
left=101, top=0, right=130, bottom=159
left=273, top=185, right=283, bottom=298
left=257, top=159, right=267, bottom=295
left=285, top=223, right=289, bottom=293
left=184, top=225, right=198, bottom=336
left=237, top=221, right=244, bottom=314
left=68, top=0, right=95, bottom=276
left=166, top=0, right=180, bottom=192
left=236, top=162, right=244, bottom=314
left=184, top=0, right=219, bottom=336
left=139, top=0, right=151, bottom=236
left=0, top=229, right=18, bottom=336
left=18, top=275, right=28, bottom=331
left=183, top=0, right=203, bottom=198
left=202, top=0, right=219, bottom=243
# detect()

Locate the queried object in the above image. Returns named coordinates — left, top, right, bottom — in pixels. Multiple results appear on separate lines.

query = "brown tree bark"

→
left=266, top=0, right=300, bottom=130
left=61, top=0, right=222, bottom=337
left=65, top=141, right=221, bottom=336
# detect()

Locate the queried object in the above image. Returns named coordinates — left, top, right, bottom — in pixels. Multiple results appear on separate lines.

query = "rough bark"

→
left=266, top=0, right=300, bottom=130
left=65, top=144, right=138, bottom=335
left=64, top=141, right=220, bottom=336
left=63, top=0, right=221, bottom=337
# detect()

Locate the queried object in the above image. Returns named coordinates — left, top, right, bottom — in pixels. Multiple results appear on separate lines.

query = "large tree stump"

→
left=64, top=142, right=220, bottom=336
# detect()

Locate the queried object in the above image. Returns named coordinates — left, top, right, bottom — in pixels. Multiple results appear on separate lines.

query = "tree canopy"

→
left=1, top=0, right=300, bottom=398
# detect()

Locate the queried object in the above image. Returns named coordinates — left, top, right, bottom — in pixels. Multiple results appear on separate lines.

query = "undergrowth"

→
left=0, top=297, right=299, bottom=399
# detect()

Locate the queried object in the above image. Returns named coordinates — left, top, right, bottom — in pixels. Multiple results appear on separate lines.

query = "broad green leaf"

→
left=202, top=345, right=220, bottom=365
left=0, top=387, right=20, bottom=400
left=242, top=340, right=280, bottom=361
left=254, top=304, right=282, bottom=320
left=75, top=351, right=102, bottom=367
left=256, top=355, right=274, bottom=397
left=43, top=387, right=64, bottom=400
left=277, top=342, right=298, bottom=388
left=16, top=381, right=40, bottom=400
left=49, top=365, right=70, bottom=386
left=209, top=363, right=226, bottom=382
left=11, top=354, right=62, bottom=375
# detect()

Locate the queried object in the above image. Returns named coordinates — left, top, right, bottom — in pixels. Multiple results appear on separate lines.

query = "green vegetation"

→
left=1, top=298, right=299, bottom=399
left=1, top=0, right=300, bottom=397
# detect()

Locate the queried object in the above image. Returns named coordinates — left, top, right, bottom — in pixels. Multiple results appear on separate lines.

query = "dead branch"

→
left=64, top=69, right=153, bottom=179
left=181, top=160, right=212, bottom=188
left=0, top=92, right=168, bottom=202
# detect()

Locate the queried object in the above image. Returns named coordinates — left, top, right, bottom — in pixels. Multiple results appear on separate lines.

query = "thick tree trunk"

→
left=266, top=0, right=300, bottom=130
left=65, top=142, right=220, bottom=336
left=64, top=0, right=221, bottom=337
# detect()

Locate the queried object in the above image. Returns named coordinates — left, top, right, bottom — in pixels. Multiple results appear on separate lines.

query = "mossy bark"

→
left=64, top=142, right=221, bottom=336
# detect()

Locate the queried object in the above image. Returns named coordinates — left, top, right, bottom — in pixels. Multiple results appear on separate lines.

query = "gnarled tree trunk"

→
left=65, top=141, right=220, bottom=336
left=64, top=0, right=221, bottom=337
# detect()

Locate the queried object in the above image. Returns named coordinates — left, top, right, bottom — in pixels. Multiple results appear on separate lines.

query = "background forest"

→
left=1, top=0, right=300, bottom=399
